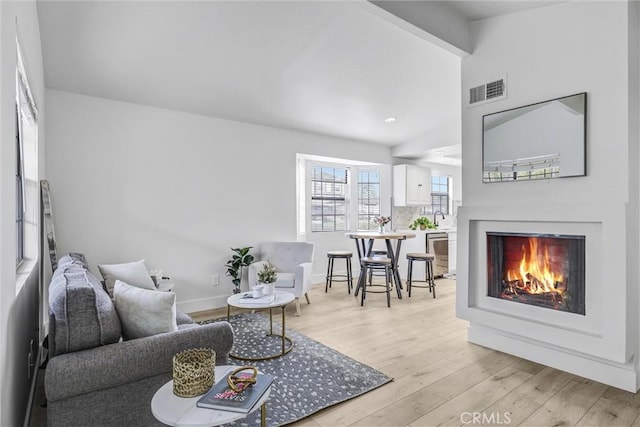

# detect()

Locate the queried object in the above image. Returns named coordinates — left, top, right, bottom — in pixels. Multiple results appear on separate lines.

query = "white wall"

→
left=463, top=2, right=629, bottom=206
left=460, top=1, right=640, bottom=387
left=45, top=90, right=394, bottom=312
left=0, top=1, right=45, bottom=425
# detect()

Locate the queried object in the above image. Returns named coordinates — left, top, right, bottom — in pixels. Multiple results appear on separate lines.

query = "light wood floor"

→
left=191, top=278, right=640, bottom=427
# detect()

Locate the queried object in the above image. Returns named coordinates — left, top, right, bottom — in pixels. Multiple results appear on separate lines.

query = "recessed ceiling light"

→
left=384, top=117, right=397, bottom=123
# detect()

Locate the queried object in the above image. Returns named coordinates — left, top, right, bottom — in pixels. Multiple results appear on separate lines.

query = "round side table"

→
left=227, top=291, right=295, bottom=361
left=151, top=365, right=270, bottom=427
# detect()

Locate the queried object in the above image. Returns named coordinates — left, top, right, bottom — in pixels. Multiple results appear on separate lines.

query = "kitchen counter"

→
left=396, top=228, right=456, bottom=234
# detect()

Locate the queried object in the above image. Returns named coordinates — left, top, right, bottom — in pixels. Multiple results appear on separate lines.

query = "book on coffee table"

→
left=196, top=372, right=275, bottom=413
left=238, top=293, right=276, bottom=304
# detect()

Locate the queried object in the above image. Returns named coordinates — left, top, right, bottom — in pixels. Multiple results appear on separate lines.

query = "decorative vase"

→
left=262, top=282, right=275, bottom=295
left=378, top=225, right=385, bottom=233
left=172, top=348, right=216, bottom=397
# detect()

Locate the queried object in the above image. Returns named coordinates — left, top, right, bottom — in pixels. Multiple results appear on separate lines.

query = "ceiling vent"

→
left=468, top=76, right=507, bottom=107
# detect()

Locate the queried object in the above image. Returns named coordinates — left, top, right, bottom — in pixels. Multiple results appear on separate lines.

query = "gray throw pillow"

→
left=113, top=280, right=178, bottom=340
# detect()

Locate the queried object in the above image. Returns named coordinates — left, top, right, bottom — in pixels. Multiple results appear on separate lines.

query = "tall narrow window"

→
left=431, top=176, right=450, bottom=215
left=15, top=38, right=38, bottom=269
left=16, top=105, right=24, bottom=265
left=358, top=170, right=380, bottom=230
left=311, top=166, right=348, bottom=232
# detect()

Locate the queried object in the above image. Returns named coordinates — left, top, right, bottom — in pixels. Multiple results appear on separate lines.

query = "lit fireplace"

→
left=487, top=232, right=585, bottom=314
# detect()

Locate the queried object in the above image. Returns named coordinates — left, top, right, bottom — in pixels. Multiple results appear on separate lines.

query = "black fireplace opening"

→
left=487, top=232, right=585, bottom=315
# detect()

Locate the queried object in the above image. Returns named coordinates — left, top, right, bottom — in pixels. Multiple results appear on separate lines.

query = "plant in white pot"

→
left=257, top=262, right=277, bottom=295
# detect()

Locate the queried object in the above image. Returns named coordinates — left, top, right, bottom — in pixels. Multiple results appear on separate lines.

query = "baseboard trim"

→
left=468, top=323, right=638, bottom=392
left=177, top=295, right=229, bottom=313
left=177, top=282, right=334, bottom=314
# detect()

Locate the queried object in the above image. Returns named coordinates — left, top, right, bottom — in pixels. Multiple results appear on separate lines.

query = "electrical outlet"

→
left=212, top=274, right=220, bottom=286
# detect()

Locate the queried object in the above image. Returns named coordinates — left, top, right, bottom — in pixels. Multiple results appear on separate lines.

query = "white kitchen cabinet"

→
left=393, top=164, right=431, bottom=206
left=448, top=231, right=457, bottom=274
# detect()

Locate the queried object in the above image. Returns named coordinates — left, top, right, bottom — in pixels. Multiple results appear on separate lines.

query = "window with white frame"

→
left=357, top=170, right=380, bottom=230
left=311, top=166, right=349, bottom=232
left=431, top=175, right=450, bottom=215
left=16, top=105, right=24, bottom=266
left=15, top=38, right=38, bottom=269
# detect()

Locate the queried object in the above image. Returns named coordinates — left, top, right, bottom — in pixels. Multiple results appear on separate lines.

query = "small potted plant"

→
left=257, top=262, right=278, bottom=295
left=408, top=217, right=437, bottom=231
left=225, top=247, right=254, bottom=294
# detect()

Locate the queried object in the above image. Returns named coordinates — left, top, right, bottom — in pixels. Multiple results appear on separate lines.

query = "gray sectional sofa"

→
left=45, top=254, right=234, bottom=426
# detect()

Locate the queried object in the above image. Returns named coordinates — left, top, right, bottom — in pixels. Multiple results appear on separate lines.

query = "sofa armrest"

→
left=45, top=321, right=233, bottom=402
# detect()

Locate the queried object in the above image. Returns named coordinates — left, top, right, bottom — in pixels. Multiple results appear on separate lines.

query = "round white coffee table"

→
left=227, top=290, right=295, bottom=361
left=151, top=365, right=270, bottom=427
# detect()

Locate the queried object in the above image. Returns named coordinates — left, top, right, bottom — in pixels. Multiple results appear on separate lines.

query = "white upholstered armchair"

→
left=248, top=241, right=315, bottom=315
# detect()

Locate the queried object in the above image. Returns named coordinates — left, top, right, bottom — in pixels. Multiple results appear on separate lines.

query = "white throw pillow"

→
left=98, top=259, right=156, bottom=297
left=113, top=280, right=178, bottom=340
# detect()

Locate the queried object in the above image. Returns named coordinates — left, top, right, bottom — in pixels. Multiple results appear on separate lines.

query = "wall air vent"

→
left=468, top=76, right=507, bottom=107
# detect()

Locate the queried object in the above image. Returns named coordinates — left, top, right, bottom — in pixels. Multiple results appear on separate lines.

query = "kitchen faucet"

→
left=433, top=210, right=445, bottom=226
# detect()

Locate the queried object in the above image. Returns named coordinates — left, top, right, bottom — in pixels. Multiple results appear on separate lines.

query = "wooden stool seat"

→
left=406, top=253, right=435, bottom=260
left=361, top=257, right=391, bottom=264
left=326, top=251, right=353, bottom=294
left=327, top=251, right=353, bottom=257
left=406, top=252, right=436, bottom=298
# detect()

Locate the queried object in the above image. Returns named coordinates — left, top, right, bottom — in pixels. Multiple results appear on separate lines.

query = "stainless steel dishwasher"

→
left=426, top=232, right=449, bottom=278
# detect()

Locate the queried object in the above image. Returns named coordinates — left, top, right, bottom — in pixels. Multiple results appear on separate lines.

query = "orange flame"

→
left=505, top=238, right=564, bottom=295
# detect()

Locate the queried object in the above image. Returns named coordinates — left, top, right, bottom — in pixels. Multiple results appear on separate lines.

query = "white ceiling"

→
left=36, top=1, right=555, bottom=166
left=447, top=1, right=562, bottom=21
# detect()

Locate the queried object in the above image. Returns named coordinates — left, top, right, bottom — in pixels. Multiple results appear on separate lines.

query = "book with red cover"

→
left=196, top=372, right=274, bottom=413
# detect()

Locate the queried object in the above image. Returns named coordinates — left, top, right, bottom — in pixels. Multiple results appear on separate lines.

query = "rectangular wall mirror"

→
left=482, top=92, right=587, bottom=183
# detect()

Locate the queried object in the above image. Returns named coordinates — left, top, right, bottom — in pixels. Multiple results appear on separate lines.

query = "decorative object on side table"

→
left=372, top=215, right=391, bottom=233
left=256, top=262, right=277, bottom=295
left=172, top=348, right=216, bottom=397
left=196, top=366, right=274, bottom=413
left=225, top=247, right=254, bottom=294
left=408, top=216, right=437, bottom=231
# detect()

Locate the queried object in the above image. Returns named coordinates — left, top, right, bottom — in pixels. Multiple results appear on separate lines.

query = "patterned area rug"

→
left=201, top=313, right=392, bottom=426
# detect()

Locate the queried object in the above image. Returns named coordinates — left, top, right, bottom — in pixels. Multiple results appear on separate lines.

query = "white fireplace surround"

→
left=457, top=202, right=637, bottom=391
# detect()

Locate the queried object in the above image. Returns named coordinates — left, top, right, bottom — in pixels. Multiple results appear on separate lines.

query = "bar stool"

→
left=406, top=253, right=436, bottom=298
left=355, top=257, right=393, bottom=307
left=325, top=251, right=353, bottom=294
left=368, top=249, right=392, bottom=284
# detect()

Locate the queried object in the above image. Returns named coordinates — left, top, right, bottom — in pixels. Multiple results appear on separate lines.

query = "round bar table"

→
left=346, top=231, right=416, bottom=300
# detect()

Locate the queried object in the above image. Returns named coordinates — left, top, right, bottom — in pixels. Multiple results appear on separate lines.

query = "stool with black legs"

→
left=355, top=257, right=393, bottom=307
left=368, top=249, right=392, bottom=285
left=406, top=253, right=436, bottom=298
left=325, top=251, right=353, bottom=294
